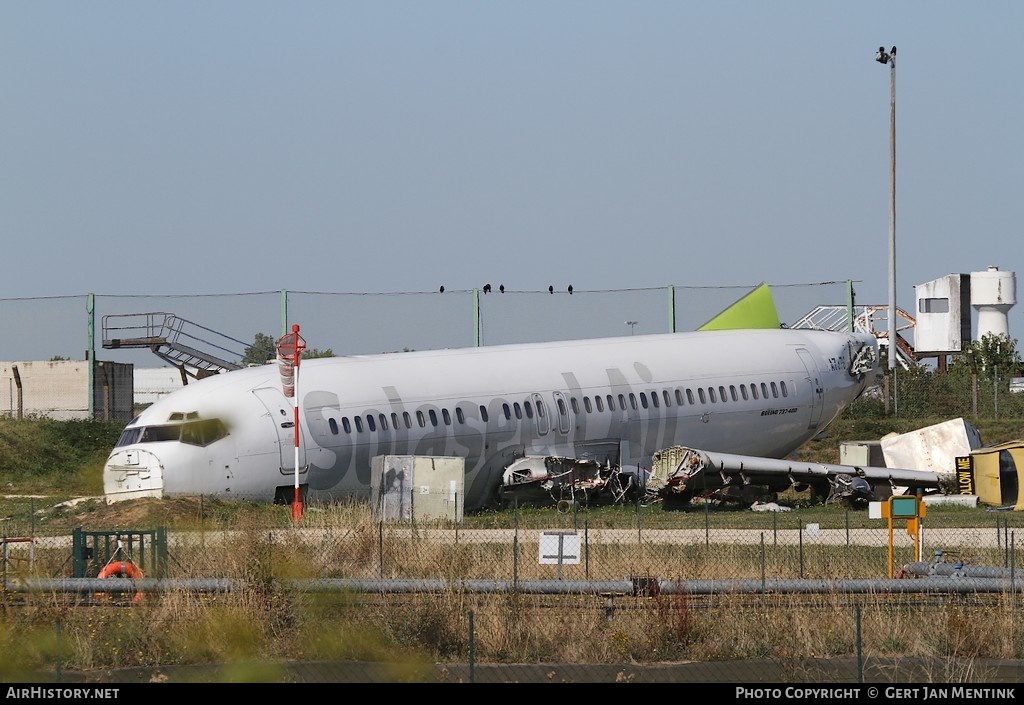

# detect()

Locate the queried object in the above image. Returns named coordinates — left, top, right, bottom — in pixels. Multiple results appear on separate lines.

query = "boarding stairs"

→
left=101, top=312, right=271, bottom=380
left=790, top=305, right=918, bottom=371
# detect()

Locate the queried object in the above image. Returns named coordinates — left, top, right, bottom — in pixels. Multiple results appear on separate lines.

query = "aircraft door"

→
left=253, top=387, right=308, bottom=477
left=552, top=391, right=572, bottom=436
left=531, top=393, right=549, bottom=436
left=796, top=348, right=824, bottom=430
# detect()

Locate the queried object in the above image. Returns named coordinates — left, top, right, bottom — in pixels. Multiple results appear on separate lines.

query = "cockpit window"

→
left=115, top=427, right=142, bottom=447
left=115, top=418, right=228, bottom=448
left=140, top=425, right=182, bottom=443
left=180, top=419, right=229, bottom=446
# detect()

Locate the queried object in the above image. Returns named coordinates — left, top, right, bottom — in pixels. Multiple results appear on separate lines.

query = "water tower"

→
left=971, top=266, right=1016, bottom=340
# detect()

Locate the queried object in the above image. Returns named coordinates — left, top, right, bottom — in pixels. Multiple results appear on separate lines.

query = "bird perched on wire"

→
left=439, top=286, right=445, bottom=293
left=548, top=285, right=554, bottom=294
left=499, top=284, right=505, bottom=293
left=567, top=285, right=573, bottom=295
left=875, top=46, right=895, bottom=64
left=483, top=284, right=491, bottom=294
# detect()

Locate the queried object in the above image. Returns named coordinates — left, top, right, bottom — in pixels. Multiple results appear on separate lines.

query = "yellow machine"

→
left=955, top=440, right=1024, bottom=510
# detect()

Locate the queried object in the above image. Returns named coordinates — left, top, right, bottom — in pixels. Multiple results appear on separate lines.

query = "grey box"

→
left=370, top=455, right=465, bottom=522
left=839, top=441, right=885, bottom=468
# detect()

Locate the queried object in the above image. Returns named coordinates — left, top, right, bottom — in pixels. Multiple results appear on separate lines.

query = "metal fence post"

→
left=468, top=609, right=476, bottom=683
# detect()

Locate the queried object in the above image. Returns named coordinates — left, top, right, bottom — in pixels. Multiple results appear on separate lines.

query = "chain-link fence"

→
left=883, top=368, right=1024, bottom=420
left=0, top=282, right=854, bottom=416
left=3, top=500, right=1024, bottom=683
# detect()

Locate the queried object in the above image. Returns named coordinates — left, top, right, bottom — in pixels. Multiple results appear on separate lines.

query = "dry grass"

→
left=3, top=499, right=1024, bottom=681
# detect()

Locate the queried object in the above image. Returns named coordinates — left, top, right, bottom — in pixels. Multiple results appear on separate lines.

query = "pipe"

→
left=7, top=576, right=1023, bottom=596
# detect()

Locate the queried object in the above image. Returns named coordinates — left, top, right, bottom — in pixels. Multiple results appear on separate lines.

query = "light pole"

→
left=876, top=45, right=897, bottom=375
left=626, top=321, right=638, bottom=336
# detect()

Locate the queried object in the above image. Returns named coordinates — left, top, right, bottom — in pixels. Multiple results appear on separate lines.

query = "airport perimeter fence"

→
left=3, top=500, right=1024, bottom=683
left=5, top=283, right=1023, bottom=422
left=885, top=368, right=1024, bottom=420
left=0, top=282, right=854, bottom=418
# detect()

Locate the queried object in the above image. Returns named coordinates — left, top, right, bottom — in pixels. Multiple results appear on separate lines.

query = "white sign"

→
left=538, top=531, right=581, bottom=565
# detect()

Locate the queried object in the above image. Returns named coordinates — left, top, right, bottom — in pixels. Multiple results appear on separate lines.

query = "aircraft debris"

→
left=499, top=455, right=648, bottom=508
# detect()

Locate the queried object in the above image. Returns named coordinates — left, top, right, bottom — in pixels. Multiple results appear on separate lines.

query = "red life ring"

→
left=96, top=560, right=145, bottom=603
left=97, top=560, right=144, bottom=579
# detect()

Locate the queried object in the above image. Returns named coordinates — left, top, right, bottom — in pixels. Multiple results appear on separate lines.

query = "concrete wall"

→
left=0, top=359, right=134, bottom=422
left=134, top=367, right=185, bottom=406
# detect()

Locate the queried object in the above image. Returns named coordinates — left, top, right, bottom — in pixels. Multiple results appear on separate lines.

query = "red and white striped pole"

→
left=275, top=324, right=306, bottom=521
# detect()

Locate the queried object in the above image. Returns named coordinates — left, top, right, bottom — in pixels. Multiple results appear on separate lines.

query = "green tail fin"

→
left=697, top=283, right=781, bottom=331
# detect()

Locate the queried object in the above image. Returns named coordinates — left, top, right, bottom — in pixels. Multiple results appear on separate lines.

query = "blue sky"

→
left=2, top=2, right=1023, bottom=363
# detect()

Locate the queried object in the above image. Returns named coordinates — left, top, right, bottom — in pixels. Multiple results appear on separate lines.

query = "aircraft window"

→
left=403, top=412, right=412, bottom=428
left=342, top=418, right=351, bottom=434
left=584, top=397, right=593, bottom=413
left=503, top=403, right=512, bottom=420
left=595, top=396, right=604, bottom=412
left=780, top=381, right=788, bottom=397
left=378, top=414, right=388, bottom=430
left=479, top=405, right=489, bottom=423
left=456, top=407, right=465, bottom=424
left=366, top=415, right=376, bottom=432
left=719, top=386, right=727, bottom=402
left=750, top=383, right=759, bottom=400
left=740, top=385, right=748, bottom=401
left=686, top=389, right=695, bottom=405
left=391, top=413, right=400, bottom=429
left=329, top=418, right=339, bottom=435
left=429, top=409, right=438, bottom=426
left=770, top=382, right=779, bottom=398
left=675, top=389, right=684, bottom=406
left=571, top=397, right=580, bottom=414
left=186, top=411, right=199, bottom=420
left=649, top=392, right=658, bottom=409
left=513, top=403, right=522, bottom=420
left=524, top=401, right=534, bottom=419
left=617, top=394, right=626, bottom=410
left=354, top=417, right=364, bottom=433
left=179, top=423, right=200, bottom=446
left=557, top=398, right=567, bottom=416
left=442, top=408, right=451, bottom=425
left=627, top=393, right=637, bottom=410
left=416, top=411, right=426, bottom=428
left=730, top=385, right=738, bottom=402
left=709, top=387, right=717, bottom=403
left=180, top=419, right=228, bottom=447
left=141, top=425, right=181, bottom=443
left=536, top=402, right=545, bottom=418
left=168, top=413, right=184, bottom=421
left=760, top=383, right=769, bottom=398
left=663, top=390, right=672, bottom=407
left=115, top=427, right=142, bottom=447
left=698, top=388, right=706, bottom=404
left=639, top=393, right=649, bottom=409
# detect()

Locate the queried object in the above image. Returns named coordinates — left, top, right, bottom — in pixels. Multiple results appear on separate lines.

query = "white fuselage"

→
left=103, top=328, right=878, bottom=511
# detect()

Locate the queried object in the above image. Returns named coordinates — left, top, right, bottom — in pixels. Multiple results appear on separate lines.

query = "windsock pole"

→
left=291, top=346, right=302, bottom=521
left=275, top=324, right=306, bottom=521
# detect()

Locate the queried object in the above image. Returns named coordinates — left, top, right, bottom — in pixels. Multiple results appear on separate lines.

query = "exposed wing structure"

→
left=652, top=446, right=945, bottom=508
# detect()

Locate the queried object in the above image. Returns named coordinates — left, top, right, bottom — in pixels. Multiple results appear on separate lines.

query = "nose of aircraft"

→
left=849, top=333, right=880, bottom=378
left=103, top=448, right=165, bottom=503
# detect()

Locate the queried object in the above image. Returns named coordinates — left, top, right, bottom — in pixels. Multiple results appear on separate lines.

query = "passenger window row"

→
left=328, top=379, right=789, bottom=435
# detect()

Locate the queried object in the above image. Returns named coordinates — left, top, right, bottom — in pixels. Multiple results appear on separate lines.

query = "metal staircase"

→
left=101, top=312, right=271, bottom=380
left=790, top=305, right=918, bottom=370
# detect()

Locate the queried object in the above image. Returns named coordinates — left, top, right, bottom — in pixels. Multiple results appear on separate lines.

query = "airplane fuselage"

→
left=103, top=328, right=878, bottom=511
